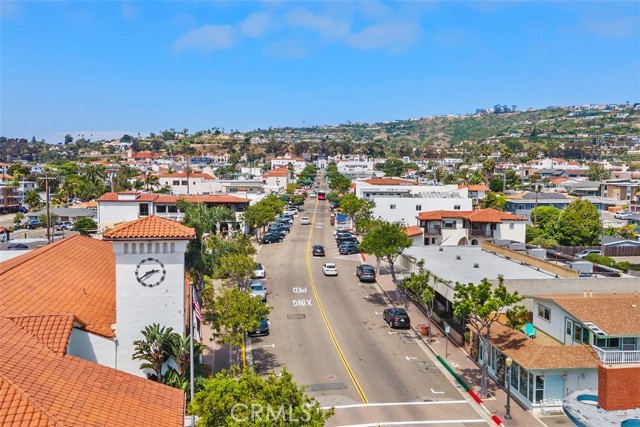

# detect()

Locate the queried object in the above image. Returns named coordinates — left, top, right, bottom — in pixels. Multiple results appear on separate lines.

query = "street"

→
left=249, top=178, right=492, bottom=427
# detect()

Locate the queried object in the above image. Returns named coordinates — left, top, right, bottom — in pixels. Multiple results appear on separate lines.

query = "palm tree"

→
left=132, top=323, right=175, bottom=382
left=184, top=165, right=193, bottom=195
left=81, top=164, right=107, bottom=187
left=59, top=176, right=81, bottom=206
left=144, top=173, right=160, bottom=191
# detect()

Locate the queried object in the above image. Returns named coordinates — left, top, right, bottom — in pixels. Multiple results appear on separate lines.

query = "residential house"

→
left=416, top=208, right=527, bottom=245
left=158, top=172, right=217, bottom=195
left=337, top=159, right=376, bottom=179
left=270, top=154, right=306, bottom=174
left=505, top=193, right=577, bottom=219
left=0, top=184, right=21, bottom=213
left=262, top=168, right=291, bottom=193
left=460, top=184, right=489, bottom=200
left=404, top=226, right=424, bottom=246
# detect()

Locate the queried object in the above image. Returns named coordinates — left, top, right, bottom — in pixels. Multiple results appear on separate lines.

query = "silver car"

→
left=249, top=280, right=267, bottom=302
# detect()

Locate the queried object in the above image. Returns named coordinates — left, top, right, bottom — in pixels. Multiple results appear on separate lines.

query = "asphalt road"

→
left=250, top=177, right=490, bottom=427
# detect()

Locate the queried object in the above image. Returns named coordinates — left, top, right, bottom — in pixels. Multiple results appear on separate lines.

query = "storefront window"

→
left=510, top=363, right=519, bottom=389
left=535, top=375, right=545, bottom=403
left=519, top=366, right=528, bottom=399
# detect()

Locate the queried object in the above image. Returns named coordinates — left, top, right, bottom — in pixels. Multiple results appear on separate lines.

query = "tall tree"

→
left=480, top=192, right=506, bottom=211
left=400, top=261, right=436, bottom=342
left=587, top=163, right=610, bottom=181
left=554, top=199, right=602, bottom=246
left=453, top=277, right=527, bottom=397
left=132, top=323, right=176, bottom=382
left=359, top=221, right=412, bottom=295
left=189, top=367, right=334, bottom=427
left=530, top=206, right=561, bottom=238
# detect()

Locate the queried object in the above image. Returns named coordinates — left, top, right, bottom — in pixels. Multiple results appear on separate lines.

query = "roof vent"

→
left=456, top=255, right=461, bottom=260
left=439, top=247, right=443, bottom=251
left=473, top=263, right=479, bottom=268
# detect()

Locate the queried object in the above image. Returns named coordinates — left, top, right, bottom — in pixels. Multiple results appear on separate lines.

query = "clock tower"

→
left=103, top=215, right=195, bottom=377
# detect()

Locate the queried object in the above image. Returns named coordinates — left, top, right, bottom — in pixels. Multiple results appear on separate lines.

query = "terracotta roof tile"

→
left=160, top=172, right=215, bottom=180
left=7, top=314, right=78, bottom=354
left=0, top=236, right=116, bottom=338
left=404, top=226, right=423, bottom=237
left=156, top=194, right=250, bottom=204
left=489, top=321, right=599, bottom=370
left=362, top=178, right=418, bottom=185
left=532, top=293, right=640, bottom=335
left=98, top=192, right=159, bottom=202
left=262, top=168, right=290, bottom=178
left=416, top=208, right=526, bottom=223
left=103, top=215, right=195, bottom=240
left=0, top=317, right=185, bottom=427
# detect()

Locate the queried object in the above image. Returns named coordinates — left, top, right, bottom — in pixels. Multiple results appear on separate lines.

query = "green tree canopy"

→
left=189, top=367, right=334, bottom=427
left=480, top=192, right=506, bottom=211
left=587, top=163, right=610, bottom=181
left=73, top=217, right=97, bottom=235
left=554, top=199, right=602, bottom=246
left=453, top=277, right=527, bottom=397
left=530, top=206, right=561, bottom=236
left=359, top=221, right=412, bottom=289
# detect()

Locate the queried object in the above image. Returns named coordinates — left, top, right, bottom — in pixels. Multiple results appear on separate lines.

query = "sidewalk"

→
left=373, top=267, right=573, bottom=427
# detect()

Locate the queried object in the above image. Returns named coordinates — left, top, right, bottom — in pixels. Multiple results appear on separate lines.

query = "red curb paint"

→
left=360, top=252, right=366, bottom=262
left=491, top=414, right=503, bottom=425
left=468, top=390, right=483, bottom=404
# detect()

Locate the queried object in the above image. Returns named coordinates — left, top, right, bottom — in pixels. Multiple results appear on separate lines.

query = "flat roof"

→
left=404, top=246, right=556, bottom=283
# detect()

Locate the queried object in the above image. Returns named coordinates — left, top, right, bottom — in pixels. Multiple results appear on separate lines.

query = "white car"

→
left=253, top=263, right=266, bottom=278
left=284, top=208, right=298, bottom=216
left=614, top=211, right=631, bottom=219
left=310, top=192, right=317, bottom=198
left=575, top=249, right=603, bottom=259
left=322, top=263, right=338, bottom=276
left=249, top=280, right=267, bottom=302
left=301, top=217, right=310, bottom=225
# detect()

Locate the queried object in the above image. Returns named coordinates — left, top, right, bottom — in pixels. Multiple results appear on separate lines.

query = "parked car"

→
left=247, top=319, right=270, bottom=337
left=278, top=217, right=293, bottom=225
left=26, top=221, right=43, bottom=230
left=270, top=223, right=290, bottom=233
left=339, top=242, right=359, bottom=255
left=261, top=233, right=283, bottom=244
left=383, top=307, right=411, bottom=329
left=575, top=249, right=603, bottom=259
left=7, top=243, right=29, bottom=251
left=356, top=264, right=376, bottom=282
left=54, top=221, right=74, bottom=231
left=614, top=211, right=631, bottom=219
left=17, top=206, right=28, bottom=214
left=337, top=236, right=358, bottom=246
left=249, top=280, right=267, bottom=302
left=312, top=244, right=325, bottom=257
left=253, top=263, right=266, bottom=278
left=300, top=217, right=311, bottom=225
left=284, top=208, right=298, bottom=216
left=322, top=263, right=338, bottom=276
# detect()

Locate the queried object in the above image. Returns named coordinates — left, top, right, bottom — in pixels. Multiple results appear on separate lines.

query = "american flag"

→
left=193, top=295, right=202, bottom=322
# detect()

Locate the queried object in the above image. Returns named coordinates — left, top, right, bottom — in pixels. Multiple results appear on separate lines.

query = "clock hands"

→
left=140, top=269, right=160, bottom=280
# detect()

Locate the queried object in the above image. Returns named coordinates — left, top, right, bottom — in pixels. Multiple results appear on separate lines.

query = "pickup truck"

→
left=26, top=221, right=44, bottom=230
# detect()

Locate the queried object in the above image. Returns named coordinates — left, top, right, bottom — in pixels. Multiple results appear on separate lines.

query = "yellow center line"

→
left=306, top=186, right=369, bottom=404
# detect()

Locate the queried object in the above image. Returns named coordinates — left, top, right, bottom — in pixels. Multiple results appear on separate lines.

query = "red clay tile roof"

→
left=0, top=236, right=116, bottom=338
left=0, top=316, right=185, bottom=427
left=6, top=314, right=78, bottom=355
left=98, top=192, right=159, bottom=202
left=362, top=178, right=418, bottom=185
left=103, top=215, right=195, bottom=240
left=404, top=226, right=423, bottom=237
left=156, top=194, right=250, bottom=204
left=262, top=168, right=290, bottom=178
left=160, top=172, right=215, bottom=179
left=489, top=321, right=599, bottom=370
left=532, top=293, right=640, bottom=335
left=416, top=208, right=526, bottom=223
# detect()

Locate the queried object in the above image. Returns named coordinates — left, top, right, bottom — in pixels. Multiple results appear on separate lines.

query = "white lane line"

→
left=388, top=330, right=398, bottom=335
left=430, top=388, right=444, bottom=394
left=262, top=344, right=275, bottom=348
left=322, top=400, right=468, bottom=410
left=406, top=356, right=418, bottom=361
left=329, top=421, right=487, bottom=427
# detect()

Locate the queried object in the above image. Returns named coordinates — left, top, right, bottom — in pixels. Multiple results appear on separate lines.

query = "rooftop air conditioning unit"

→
left=473, top=263, right=479, bottom=268
left=456, top=255, right=461, bottom=260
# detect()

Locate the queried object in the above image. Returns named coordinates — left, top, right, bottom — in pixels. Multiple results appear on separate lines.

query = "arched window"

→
left=132, top=243, right=137, bottom=254
left=155, top=243, right=160, bottom=253
left=140, top=243, right=145, bottom=254
left=163, top=243, right=168, bottom=253
left=147, top=243, right=152, bottom=254
left=170, top=242, right=175, bottom=253
left=124, top=243, right=129, bottom=254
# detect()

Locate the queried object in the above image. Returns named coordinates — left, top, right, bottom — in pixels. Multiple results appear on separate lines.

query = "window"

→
left=574, top=324, right=582, bottom=342
left=416, top=205, right=422, bottom=211
left=454, top=205, right=461, bottom=210
left=173, top=180, right=180, bottom=185
left=156, top=205, right=167, bottom=213
left=390, top=204, right=396, bottom=210
left=509, top=223, right=515, bottom=229
left=443, top=220, right=455, bottom=229
left=537, top=304, right=551, bottom=322
left=139, top=203, right=149, bottom=216
left=168, top=205, right=178, bottom=213
left=181, top=180, right=188, bottom=185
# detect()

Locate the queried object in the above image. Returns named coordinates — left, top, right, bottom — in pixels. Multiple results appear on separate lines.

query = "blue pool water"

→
left=621, top=420, right=640, bottom=427
left=576, top=394, right=599, bottom=405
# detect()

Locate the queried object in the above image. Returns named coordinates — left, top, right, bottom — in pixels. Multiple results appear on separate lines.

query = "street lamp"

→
left=505, top=356, right=513, bottom=420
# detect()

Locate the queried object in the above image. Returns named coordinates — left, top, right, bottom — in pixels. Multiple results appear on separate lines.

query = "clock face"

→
left=135, top=257, right=167, bottom=287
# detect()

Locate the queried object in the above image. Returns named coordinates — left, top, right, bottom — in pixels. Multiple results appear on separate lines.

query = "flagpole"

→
left=190, top=281, right=195, bottom=427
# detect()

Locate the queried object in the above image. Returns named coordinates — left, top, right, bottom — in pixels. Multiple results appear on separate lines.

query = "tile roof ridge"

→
left=0, top=235, right=82, bottom=276
left=0, top=318, right=66, bottom=427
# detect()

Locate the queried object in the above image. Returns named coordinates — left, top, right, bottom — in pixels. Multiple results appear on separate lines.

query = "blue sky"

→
left=1, top=1, right=639, bottom=143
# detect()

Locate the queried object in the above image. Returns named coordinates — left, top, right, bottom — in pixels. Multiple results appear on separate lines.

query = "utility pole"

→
left=533, top=182, right=540, bottom=227
left=39, top=171, right=57, bottom=244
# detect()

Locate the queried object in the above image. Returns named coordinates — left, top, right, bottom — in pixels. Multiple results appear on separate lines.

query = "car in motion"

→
left=339, top=242, right=359, bottom=255
left=261, top=233, right=283, bottom=244
left=322, top=263, right=338, bottom=276
left=312, top=244, right=325, bottom=257
left=300, top=217, right=310, bottom=225
left=356, top=264, right=376, bottom=282
left=247, top=319, right=270, bottom=337
left=249, top=280, right=267, bottom=302
left=575, top=249, right=603, bottom=259
left=383, top=307, right=411, bottom=329
left=253, top=263, right=266, bottom=278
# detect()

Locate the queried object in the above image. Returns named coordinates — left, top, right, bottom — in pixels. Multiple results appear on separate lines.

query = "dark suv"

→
left=356, top=264, right=376, bottom=282
left=312, top=244, right=325, bottom=257
left=383, top=307, right=411, bottom=329
left=339, top=242, right=359, bottom=255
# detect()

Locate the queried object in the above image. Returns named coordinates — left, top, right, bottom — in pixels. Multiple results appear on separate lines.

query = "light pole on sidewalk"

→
left=505, top=356, right=513, bottom=420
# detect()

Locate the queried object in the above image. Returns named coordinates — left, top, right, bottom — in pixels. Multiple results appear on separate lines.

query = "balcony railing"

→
left=424, top=226, right=441, bottom=234
left=470, top=229, right=493, bottom=237
left=593, top=345, right=640, bottom=364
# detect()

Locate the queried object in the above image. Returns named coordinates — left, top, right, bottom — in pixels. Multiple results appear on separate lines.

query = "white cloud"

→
left=173, top=24, right=235, bottom=52
left=347, top=21, right=422, bottom=52
left=264, top=39, right=309, bottom=58
left=240, top=12, right=272, bottom=38
left=286, top=9, right=350, bottom=40
left=0, top=0, right=21, bottom=18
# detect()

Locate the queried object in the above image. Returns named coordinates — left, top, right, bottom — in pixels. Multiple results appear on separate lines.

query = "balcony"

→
left=424, top=225, right=441, bottom=235
left=470, top=229, right=494, bottom=237
left=592, top=346, right=640, bottom=364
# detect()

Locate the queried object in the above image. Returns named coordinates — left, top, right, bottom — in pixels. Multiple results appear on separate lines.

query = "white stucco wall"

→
left=67, top=328, right=116, bottom=368
left=98, top=201, right=143, bottom=229
left=158, top=177, right=219, bottom=195
left=372, top=197, right=473, bottom=226
left=532, top=300, right=567, bottom=343
left=494, top=222, right=527, bottom=243
left=112, top=239, right=189, bottom=378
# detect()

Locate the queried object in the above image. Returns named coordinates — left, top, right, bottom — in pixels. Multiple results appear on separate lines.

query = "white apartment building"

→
left=337, top=159, right=376, bottom=179
left=270, top=154, right=306, bottom=174
left=158, top=172, right=218, bottom=195
left=261, top=168, right=291, bottom=193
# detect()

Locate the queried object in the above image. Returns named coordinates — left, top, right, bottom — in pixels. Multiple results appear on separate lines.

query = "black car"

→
left=339, top=242, right=359, bottom=255
left=383, top=307, right=411, bottom=329
left=312, top=244, right=325, bottom=257
left=247, top=319, right=270, bottom=337
left=26, top=221, right=44, bottom=230
left=261, top=233, right=283, bottom=244
left=335, top=231, right=355, bottom=240
left=271, top=223, right=290, bottom=232
left=7, top=243, right=29, bottom=250
left=356, top=264, right=376, bottom=282
left=337, top=236, right=358, bottom=247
